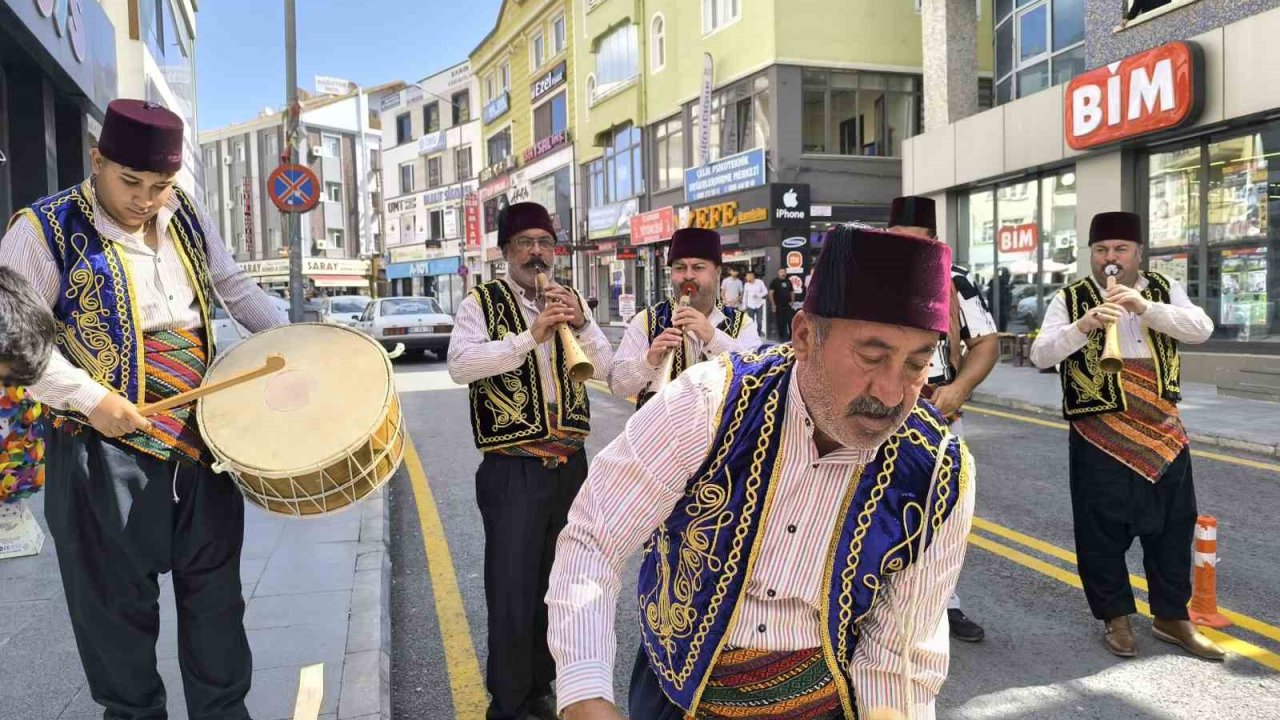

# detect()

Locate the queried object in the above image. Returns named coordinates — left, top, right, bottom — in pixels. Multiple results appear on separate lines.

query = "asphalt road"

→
left=389, top=357, right=1280, bottom=720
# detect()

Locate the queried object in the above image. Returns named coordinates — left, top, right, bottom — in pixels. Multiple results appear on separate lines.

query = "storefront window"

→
left=1147, top=146, right=1201, bottom=299
left=967, top=189, right=997, bottom=314
left=1036, top=171, right=1078, bottom=327
left=996, top=180, right=1039, bottom=334
left=800, top=70, right=919, bottom=157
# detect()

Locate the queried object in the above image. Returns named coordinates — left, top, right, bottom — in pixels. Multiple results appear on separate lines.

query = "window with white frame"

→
left=586, top=124, right=644, bottom=207
left=327, top=228, right=344, bottom=250
left=399, top=162, right=415, bottom=194
left=396, top=113, right=411, bottom=144
left=487, top=127, right=512, bottom=165
left=235, top=140, right=246, bottom=162
left=651, top=14, right=666, bottom=72
left=500, top=62, right=511, bottom=93
left=652, top=115, right=684, bottom=191
left=428, top=209, right=445, bottom=240
left=532, top=31, right=545, bottom=70
left=322, top=134, right=341, bottom=158
left=485, top=73, right=496, bottom=102
left=326, top=181, right=342, bottom=202
left=427, top=156, right=443, bottom=188
left=702, top=0, right=741, bottom=34
left=423, top=102, right=440, bottom=134
left=456, top=147, right=473, bottom=180
left=693, top=74, right=772, bottom=162
left=801, top=69, right=918, bottom=158
left=534, top=91, right=569, bottom=142
left=593, top=24, right=638, bottom=102
left=452, top=90, right=471, bottom=124
left=552, top=14, right=567, bottom=55
left=994, top=0, right=1085, bottom=105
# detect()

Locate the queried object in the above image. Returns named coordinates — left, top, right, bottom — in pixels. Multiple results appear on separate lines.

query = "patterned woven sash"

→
left=1, top=385, right=47, bottom=504
left=485, top=402, right=585, bottom=461
left=695, top=648, right=843, bottom=720
left=1074, top=359, right=1189, bottom=483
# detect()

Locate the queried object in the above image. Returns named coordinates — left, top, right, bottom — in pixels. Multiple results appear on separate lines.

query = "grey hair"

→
left=0, top=267, right=58, bottom=385
left=808, top=315, right=832, bottom=347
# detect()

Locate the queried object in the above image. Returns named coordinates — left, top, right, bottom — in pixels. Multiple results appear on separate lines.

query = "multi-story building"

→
left=0, top=0, right=118, bottom=219
left=471, top=0, right=577, bottom=287
left=102, top=0, right=202, bottom=191
left=198, top=83, right=399, bottom=297
left=378, top=62, right=481, bottom=311
left=575, top=0, right=993, bottom=325
left=906, top=0, right=1280, bottom=383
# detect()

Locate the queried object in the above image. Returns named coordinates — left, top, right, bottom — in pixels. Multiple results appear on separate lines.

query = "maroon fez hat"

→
left=667, top=228, right=722, bottom=265
left=1089, top=211, right=1143, bottom=245
left=98, top=100, right=184, bottom=174
left=803, top=225, right=952, bottom=335
left=889, top=195, right=937, bottom=233
left=498, top=202, right=557, bottom=247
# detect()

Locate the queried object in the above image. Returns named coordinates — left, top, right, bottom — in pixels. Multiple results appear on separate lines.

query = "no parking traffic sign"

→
left=268, top=164, right=321, bottom=213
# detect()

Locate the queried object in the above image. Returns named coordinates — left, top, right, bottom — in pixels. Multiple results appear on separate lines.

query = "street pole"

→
left=285, top=0, right=304, bottom=322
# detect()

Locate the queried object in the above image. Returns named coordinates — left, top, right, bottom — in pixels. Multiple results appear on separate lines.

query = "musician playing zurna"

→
left=609, top=227, right=760, bottom=407
left=0, top=100, right=287, bottom=719
left=1030, top=212, right=1223, bottom=662
left=446, top=201, right=614, bottom=720
left=548, top=225, right=976, bottom=720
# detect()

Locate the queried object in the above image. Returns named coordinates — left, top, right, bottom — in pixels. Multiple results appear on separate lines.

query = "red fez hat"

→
left=889, top=196, right=937, bottom=234
left=1089, top=211, right=1143, bottom=245
left=98, top=99, right=184, bottom=174
left=498, top=202, right=557, bottom=247
left=667, top=228, right=722, bottom=265
left=803, top=225, right=952, bottom=335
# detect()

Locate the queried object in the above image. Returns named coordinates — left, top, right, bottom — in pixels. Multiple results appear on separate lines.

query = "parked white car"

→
left=211, top=295, right=291, bottom=353
left=357, top=296, right=454, bottom=358
left=317, top=295, right=373, bottom=327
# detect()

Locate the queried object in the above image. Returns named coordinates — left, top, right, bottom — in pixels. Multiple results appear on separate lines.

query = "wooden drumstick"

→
left=139, top=353, right=287, bottom=417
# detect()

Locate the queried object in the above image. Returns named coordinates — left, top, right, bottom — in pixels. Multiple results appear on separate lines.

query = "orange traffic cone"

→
left=1188, top=515, right=1231, bottom=629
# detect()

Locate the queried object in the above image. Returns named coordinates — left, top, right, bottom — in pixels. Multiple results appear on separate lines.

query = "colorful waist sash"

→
left=1, top=385, right=48, bottom=504
left=484, top=402, right=585, bottom=461
left=57, top=329, right=209, bottom=466
left=1073, top=359, right=1188, bottom=483
left=694, top=648, right=843, bottom=720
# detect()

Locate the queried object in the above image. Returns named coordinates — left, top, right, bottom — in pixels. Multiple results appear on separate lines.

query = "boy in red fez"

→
left=550, top=224, right=976, bottom=720
left=0, top=99, right=287, bottom=719
left=1032, top=211, right=1223, bottom=662
left=447, top=200, right=614, bottom=720
left=610, top=227, right=761, bottom=407
left=889, top=195, right=998, bottom=644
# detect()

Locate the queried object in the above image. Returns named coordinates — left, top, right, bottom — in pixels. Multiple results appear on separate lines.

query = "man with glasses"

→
left=447, top=201, right=614, bottom=720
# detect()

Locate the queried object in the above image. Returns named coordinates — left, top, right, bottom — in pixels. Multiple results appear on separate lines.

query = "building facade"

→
left=471, top=0, right=578, bottom=288
left=0, top=0, right=118, bottom=220
left=378, top=62, right=480, bottom=312
left=906, top=0, right=1280, bottom=382
left=198, top=84, right=396, bottom=297
left=575, top=0, right=994, bottom=325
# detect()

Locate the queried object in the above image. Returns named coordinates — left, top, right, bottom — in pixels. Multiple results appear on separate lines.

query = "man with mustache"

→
left=610, top=227, right=760, bottom=407
left=447, top=201, right=614, bottom=720
left=548, top=224, right=976, bottom=720
left=0, top=100, right=287, bottom=720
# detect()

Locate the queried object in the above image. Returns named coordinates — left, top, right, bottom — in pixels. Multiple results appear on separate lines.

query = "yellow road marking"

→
left=404, top=437, right=488, bottom=716
left=968, top=533, right=1280, bottom=672
left=973, top=516, right=1280, bottom=646
left=965, top=404, right=1280, bottom=473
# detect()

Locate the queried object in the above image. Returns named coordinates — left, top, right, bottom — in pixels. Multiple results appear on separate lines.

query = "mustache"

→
left=525, top=259, right=549, bottom=271
left=845, top=395, right=903, bottom=420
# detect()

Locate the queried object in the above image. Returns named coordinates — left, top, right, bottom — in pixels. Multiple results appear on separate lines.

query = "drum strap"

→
left=56, top=329, right=210, bottom=466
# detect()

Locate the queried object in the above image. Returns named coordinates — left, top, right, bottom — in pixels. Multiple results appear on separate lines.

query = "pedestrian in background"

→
left=769, top=267, right=795, bottom=341
left=720, top=265, right=744, bottom=308
left=742, top=269, right=769, bottom=336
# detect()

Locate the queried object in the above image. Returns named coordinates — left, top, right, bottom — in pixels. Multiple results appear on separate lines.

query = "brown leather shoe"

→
left=1104, top=616, right=1138, bottom=658
left=1152, top=619, right=1227, bottom=661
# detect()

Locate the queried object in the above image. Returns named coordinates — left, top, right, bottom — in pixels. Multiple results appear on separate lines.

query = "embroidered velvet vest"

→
left=1059, top=272, right=1181, bottom=420
left=11, top=181, right=216, bottom=409
left=467, top=279, right=591, bottom=451
left=636, top=345, right=970, bottom=716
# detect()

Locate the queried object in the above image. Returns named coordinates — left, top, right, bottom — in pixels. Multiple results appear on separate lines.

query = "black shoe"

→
left=528, top=694, right=559, bottom=720
left=948, top=608, right=985, bottom=643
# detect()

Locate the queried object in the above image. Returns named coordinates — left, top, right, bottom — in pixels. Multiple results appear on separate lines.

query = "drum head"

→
left=198, top=323, right=394, bottom=474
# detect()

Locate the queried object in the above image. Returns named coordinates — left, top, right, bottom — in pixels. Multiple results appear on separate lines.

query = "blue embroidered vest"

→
left=11, top=181, right=216, bottom=410
left=644, top=299, right=747, bottom=381
left=466, top=279, right=591, bottom=450
left=636, top=345, right=970, bottom=716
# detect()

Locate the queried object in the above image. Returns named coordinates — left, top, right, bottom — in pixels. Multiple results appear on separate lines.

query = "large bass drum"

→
left=197, top=323, right=405, bottom=517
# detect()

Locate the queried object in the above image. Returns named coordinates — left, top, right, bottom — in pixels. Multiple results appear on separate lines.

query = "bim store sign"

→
left=1066, top=41, right=1204, bottom=151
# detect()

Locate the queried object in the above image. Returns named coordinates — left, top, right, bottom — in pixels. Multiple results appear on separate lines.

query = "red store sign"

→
left=630, top=206, right=676, bottom=245
left=523, top=130, right=570, bottom=164
left=998, top=223, right=1039, bottom=254
left=1065, top=41, right=1204, bottom=151
left=464, top=193, right=482, bottom=249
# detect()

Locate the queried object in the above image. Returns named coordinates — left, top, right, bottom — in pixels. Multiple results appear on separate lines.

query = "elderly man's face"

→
left=792, top=314, right=937, bottom=451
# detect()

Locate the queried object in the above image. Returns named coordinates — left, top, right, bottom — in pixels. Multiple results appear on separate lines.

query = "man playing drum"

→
left=446, top=201, right=614, bottom=720
left=0, top=100, right=287, bottom=720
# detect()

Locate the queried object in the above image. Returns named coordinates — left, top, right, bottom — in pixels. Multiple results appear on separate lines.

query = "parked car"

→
left=317, top=295, right=373, bottom=328
left=357, top=296, right=454, bottom=358
left=212, top=295, right=291, bottom=353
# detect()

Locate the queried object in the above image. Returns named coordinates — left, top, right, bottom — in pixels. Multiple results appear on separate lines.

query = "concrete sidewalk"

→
left=973, top=363, right=1280, bottom=458
left=0, top=485, right=392, bottom=720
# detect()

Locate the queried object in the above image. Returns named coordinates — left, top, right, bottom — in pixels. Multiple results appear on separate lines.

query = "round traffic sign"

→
left=268, top=163, right=321, bottom=213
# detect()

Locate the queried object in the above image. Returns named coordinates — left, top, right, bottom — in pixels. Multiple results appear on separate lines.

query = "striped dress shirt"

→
left=0, top=185, right=288, bottom=415
left=547, top=358, right=976, bottom=717
left=446, top=276, right=614, bottom=402
left=607, top=304, right=761, bottom=399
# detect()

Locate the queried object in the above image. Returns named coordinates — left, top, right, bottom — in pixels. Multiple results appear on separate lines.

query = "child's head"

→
left=0, top=267, right=57, bottom=386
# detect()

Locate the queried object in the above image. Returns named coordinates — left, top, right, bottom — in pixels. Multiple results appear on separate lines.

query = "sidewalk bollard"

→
left=1189, top=515, right=1232, bottom=629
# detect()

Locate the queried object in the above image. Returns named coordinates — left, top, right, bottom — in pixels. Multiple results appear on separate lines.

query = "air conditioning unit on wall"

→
left=310, top=146, right=326, bottom=158
left=315, top=239, right=331, bottom=250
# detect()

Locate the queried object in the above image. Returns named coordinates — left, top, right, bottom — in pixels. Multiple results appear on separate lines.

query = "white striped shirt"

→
left=446, top=276, right=614, bottom=406
left=607, top=304, right=761, bottom=399
left=547, top=358, right=976, bottom=717
left=0, top=184, right=288, bottom=415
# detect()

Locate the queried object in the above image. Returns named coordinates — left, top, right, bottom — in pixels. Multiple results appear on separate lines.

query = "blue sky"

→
left=195, top=0, right=504, bottom=129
